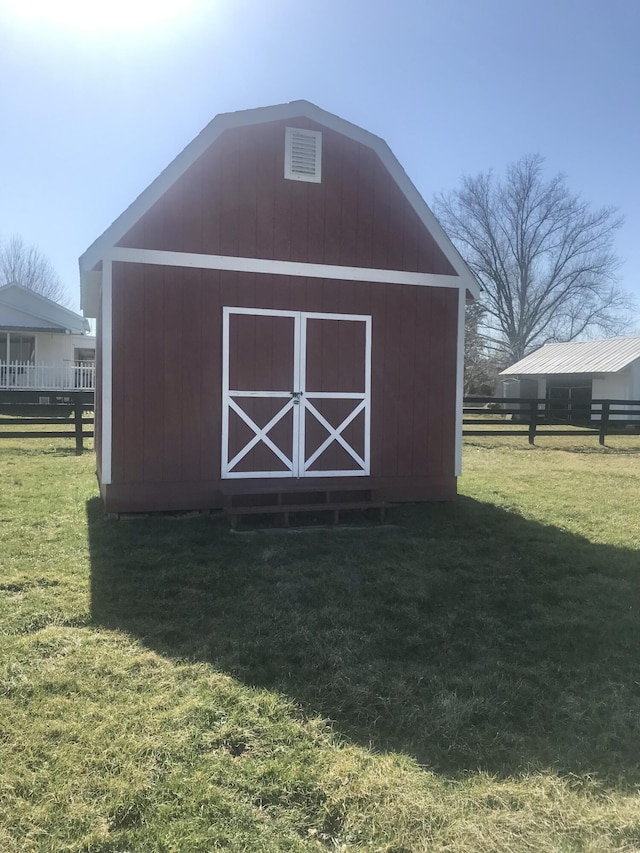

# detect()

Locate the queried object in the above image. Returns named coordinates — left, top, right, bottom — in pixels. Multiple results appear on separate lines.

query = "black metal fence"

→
left=463, top=396, right=640, bottom=445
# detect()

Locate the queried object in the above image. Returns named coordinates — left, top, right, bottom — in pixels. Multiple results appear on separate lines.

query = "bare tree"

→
left=435, top=155, right=632, bottom=363
left=464, top=301, right=501, bottom=395
left=0, top=234, right=70, bottom=307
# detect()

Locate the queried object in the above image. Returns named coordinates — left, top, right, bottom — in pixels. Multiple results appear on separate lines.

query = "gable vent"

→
left=284, top=127, right=322, bottom=183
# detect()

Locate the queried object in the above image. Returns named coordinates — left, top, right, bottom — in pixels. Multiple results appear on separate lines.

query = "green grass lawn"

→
left=1, top=434, right=640, bottom=851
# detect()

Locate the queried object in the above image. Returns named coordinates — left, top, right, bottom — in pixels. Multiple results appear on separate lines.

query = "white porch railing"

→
left=0, top=361, right=95, bottom=391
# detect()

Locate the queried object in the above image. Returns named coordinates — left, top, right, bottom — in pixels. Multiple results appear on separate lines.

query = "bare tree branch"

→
left=0, top=234, right=70, bottom=307
left=463, top=302, right=504, bottom=394
left=435, top=155, right=633, bottom=362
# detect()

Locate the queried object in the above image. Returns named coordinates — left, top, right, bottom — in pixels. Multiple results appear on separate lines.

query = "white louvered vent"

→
left=284, top=127, right=322, bottom=183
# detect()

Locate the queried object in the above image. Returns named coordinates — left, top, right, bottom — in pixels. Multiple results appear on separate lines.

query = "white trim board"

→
left=101, top=260, right=113, bottom=486
left=454, top=288, right=465, bottom=478
left=102, top=246, right=463, bottom=291
left=79, top=99, right=480, bottom=315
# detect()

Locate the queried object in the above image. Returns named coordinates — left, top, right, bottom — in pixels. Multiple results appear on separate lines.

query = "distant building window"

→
left=284, top=127, right=322, bottom=183
left=74, top=347, right=95, bottom=363
left=0, top=332, right=35, bottom=363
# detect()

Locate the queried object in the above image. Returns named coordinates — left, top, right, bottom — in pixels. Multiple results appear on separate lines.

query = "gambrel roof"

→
left=79, top=100, right=480, bottom=315
left=501, top=337, right=640, bottom=375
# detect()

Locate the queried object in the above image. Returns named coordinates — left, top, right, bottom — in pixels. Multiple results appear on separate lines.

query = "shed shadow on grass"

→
left=87, top=496, right=640, bottom=790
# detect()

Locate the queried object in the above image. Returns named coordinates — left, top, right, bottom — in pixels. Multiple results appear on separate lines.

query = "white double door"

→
left=222, top=307, right=371, bottom=479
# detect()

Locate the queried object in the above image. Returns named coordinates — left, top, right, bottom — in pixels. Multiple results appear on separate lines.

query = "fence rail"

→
left=0, top=391, right=94, bottom=454
left=0, top=360, right=95, bottom=391
left=463, top=396, right=640, bottom=445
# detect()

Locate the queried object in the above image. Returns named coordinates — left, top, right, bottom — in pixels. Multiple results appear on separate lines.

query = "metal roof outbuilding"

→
left=500, top=337, right=640, bottom=376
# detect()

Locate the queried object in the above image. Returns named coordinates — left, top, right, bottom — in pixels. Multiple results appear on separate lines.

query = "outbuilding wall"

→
left=592, top=373, right=630, bottom=401
left=631, top=361, right=640, bottom=399
left=103, top=262, right=459, bottom=513
left=592, top=371, right=639, bottom=420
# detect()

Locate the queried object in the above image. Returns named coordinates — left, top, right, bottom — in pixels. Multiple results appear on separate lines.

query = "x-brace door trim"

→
left=222, top=307, right=371, bottom=479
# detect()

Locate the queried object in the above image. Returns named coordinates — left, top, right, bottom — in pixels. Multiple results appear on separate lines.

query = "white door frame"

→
left=221, top=307, right=371, bottom=479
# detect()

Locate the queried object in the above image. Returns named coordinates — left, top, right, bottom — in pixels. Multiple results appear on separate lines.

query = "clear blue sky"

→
left=1, top=0, right=638, bottom=323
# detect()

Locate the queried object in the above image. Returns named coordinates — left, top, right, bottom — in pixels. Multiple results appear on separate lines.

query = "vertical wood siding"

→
left=117, top=118, right=456, bottom=277
left=109, top=266, right=458, bottom=502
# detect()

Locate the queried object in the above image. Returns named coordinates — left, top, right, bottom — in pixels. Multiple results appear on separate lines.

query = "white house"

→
left=500, top=337, right=640, bottom=419
left=0, top=283, right=95, bottom=390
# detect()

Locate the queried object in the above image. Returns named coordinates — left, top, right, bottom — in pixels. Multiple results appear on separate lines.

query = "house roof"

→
left=0, top=283, right=90, bottom=335
left=500, top=337, right=640, bottom=376
left=79, top=100, right=480, bottom=316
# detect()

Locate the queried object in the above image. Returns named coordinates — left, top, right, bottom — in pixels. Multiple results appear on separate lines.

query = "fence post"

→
left=599, top=401, right=609, bottom=446
left=528, top=400, right=537, bottom=445
left=74, top=396, right=84, bottom=456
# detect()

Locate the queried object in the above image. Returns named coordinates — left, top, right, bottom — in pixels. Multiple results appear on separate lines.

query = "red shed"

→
left=80, top=101, right=479, bottom=515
